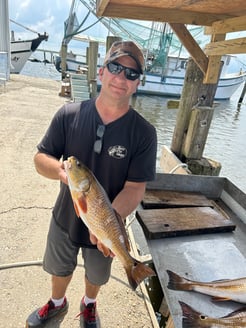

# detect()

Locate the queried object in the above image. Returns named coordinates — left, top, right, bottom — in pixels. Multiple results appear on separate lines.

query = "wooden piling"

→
left=87, top=41, right=98, bottom=98
left=170, top=57, right=223, bottom=175
left=60, top=43, right=68, bottom=80
left=171, top=58, right=205, bottom=159
left=106, top=36, right=122, bottom=51
left=238, top=81, right=246, bottom=109
left=182, top=106, right=214, bottom=159
left=171, top=58, right=222, bottom=160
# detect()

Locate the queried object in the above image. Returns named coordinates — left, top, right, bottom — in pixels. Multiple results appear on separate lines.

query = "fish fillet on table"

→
left=64, top=156, right=155, bottom=290
left=180, top=301, right=246, bottom=327
left=167, top=270, right=246, bottom=304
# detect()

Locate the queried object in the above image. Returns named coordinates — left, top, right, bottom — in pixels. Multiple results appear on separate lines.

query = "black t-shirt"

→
left=37, top=98, right=157, bottom=246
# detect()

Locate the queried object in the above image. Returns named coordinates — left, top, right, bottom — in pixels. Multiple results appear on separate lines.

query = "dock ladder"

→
left=70, top=73, right=90, bottom=102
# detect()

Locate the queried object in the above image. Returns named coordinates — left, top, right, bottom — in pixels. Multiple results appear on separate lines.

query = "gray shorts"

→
left=43, top=217, right=113, bottom=285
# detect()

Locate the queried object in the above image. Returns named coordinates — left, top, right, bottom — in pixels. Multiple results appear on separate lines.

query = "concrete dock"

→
left=0, top=75, right=155, bottom=328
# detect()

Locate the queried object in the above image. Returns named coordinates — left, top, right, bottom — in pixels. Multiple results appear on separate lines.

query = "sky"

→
left=8, top=0, right=108, bottom=52
left=8, top=0, right=246, bottom=63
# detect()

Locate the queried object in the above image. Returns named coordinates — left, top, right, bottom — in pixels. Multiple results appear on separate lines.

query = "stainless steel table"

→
left=136, top=173, right=246, bottom=328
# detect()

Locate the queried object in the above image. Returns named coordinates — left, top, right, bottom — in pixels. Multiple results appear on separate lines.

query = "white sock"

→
left=51, top=296, right=65, bottom=307
left=83, top=295, right=96, bottom=306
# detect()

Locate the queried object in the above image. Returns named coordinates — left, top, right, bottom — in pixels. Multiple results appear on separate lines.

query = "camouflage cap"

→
left=104, top=41, right=145, bottom=74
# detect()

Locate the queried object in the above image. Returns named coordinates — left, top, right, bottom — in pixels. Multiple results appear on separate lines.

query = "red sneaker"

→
left=78, top=297, right=100, bottom=328
left=26, top=297, right=68, bottom=327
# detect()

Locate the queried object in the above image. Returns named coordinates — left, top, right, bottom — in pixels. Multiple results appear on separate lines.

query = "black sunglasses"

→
left=94, top=124, right=105, bottom=154
left=106, top=62, right=140, bottom=81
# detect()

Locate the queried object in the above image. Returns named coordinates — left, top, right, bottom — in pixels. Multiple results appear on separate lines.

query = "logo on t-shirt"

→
left=108, top=145, right=127, bottom=159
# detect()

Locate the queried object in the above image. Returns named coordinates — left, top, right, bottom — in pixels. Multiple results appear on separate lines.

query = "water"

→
left=21, top=61, right=246, bottom=193
left=131, top=91, right=246, bottom=194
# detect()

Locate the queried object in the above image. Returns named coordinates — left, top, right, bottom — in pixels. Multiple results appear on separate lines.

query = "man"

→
left=26, top=40, right=157, bottom=328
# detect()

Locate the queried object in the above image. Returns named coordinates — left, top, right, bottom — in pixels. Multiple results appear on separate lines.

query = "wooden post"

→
left=60, top=43, right=67, bottom=80
left=171, top=58, right=222, bottom=160
left=106, top=36, right=122, bottom=51
left=171, top=58, right=204, bottom=159
left=86, top=47, right=89, bottom=65
left=181, top=105, right=221, bottom=175
left=238, top=81, right=246, bottom=109
left=199, top=60, right=223, bottom=105
left=182, top=106, right=214, bottom=159
left=88, top=41, right=99, bottom=98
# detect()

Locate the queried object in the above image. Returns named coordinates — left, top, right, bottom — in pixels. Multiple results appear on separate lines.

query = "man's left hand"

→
left=89, top=231, right=115, bottom=258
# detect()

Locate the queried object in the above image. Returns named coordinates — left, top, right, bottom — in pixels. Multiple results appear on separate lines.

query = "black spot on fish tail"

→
left=179, top=301, right=203, bottom=328
left=180, top=301, right=199, bottom=319
left=125, top=259, right=156, bottom=291
left=167, top=270, right=193, bottom=291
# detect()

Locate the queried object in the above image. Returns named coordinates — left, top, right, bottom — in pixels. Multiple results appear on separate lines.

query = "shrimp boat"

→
left=56, top=0, right=246, bottom=100
left=10, top=20, right=48, bottom=74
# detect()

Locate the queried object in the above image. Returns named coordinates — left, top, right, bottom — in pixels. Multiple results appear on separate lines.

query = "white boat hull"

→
left=136, top=72, right=246, bottom=100
left=55, top=54, right=246, bottom=100
left=10, top=34, right=48, bottom=73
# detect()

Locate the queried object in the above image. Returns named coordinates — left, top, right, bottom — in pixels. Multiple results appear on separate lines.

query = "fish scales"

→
left=75, top=171, right=129, bottom=257
left=64, top=156, right=156, bottom=290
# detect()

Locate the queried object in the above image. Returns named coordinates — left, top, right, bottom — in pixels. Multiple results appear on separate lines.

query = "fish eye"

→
left=200, top=315, right=207, bottom=320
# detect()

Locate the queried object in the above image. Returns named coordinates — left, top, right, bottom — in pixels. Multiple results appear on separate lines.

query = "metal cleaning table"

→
left=135, top=173, right=246, bottom=328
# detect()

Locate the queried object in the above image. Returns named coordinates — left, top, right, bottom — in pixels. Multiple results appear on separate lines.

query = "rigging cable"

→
left=10, top=19, right=40, bottom=35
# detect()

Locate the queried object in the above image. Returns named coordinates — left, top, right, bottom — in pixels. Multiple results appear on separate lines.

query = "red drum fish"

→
left=167, top=270, right=246, bottom=303
left=64, top=156, right=155, bottom=290
left=180, top=301, right=246, bottom=327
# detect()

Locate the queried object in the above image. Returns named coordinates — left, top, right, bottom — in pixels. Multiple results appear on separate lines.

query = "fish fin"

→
left=125, top=259, right=156, bottom=291
left=212, top=296, right=231, bottom=302
left=114, top=209, right=131, bottom=252
left=222, top=306, right=246, bottom=318
left=77, top=193, right=87, bottom=213
left=179, top=301, right=201, bottom=318
left=73, top=201, right=80, bottom=217
left=167, top=270, right=193, bottom=291
left=179, top=301, right=204, bottom=328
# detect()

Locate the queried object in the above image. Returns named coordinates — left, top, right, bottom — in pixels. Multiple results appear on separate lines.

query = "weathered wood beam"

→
left=205, top=15, right=246, bottom=34
left=96, top=3, right=232, bottom=26
left=204, top=15, right=246, bottom=81
left=205, top=37, right=246, bottom=55
left=204, top=56, right=222, bottom=83
left=204, top=33, right=225, bottom=84
left=169, top=23, right=208, bottom=75
left=97, top=0, right=110, bottom=17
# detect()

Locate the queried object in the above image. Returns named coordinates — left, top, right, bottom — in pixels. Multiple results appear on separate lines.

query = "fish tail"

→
left=167, top=270, right=193, bottom=291
left=125, top=260, right=156, bottom=291
left=179, top=301, right=203, bottom=328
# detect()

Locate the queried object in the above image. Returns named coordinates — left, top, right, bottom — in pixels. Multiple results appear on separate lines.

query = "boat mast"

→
left=60, top=0, right=76, bottom=78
